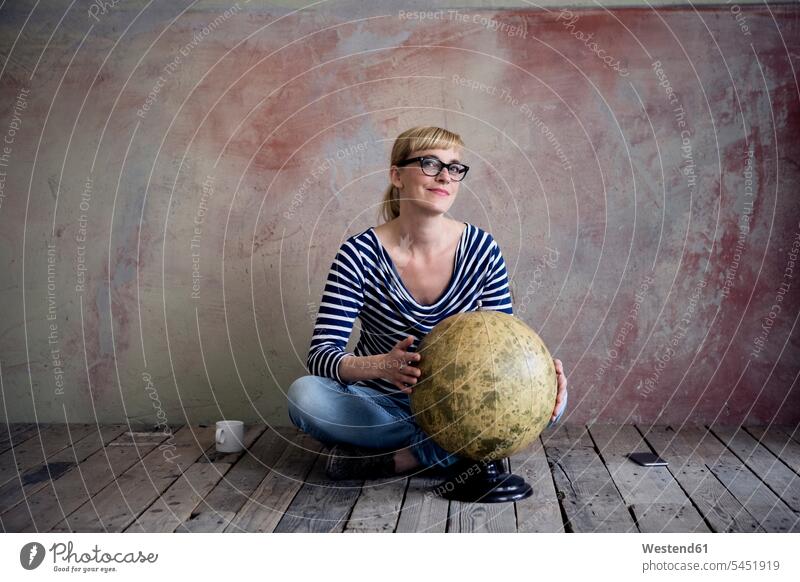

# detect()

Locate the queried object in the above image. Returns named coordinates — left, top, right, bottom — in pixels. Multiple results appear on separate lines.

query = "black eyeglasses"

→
left=396, top=156, right=470, bottom=181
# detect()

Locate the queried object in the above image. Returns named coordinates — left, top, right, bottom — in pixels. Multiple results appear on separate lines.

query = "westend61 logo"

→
left=19, top=541, right=158, bottom=573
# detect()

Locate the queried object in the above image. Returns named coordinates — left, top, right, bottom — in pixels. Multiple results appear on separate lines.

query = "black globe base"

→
left=432, top=458, right=533, bottom=503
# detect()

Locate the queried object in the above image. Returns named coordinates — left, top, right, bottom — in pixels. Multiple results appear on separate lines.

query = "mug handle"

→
left=216, top=428, right=225, bottom=444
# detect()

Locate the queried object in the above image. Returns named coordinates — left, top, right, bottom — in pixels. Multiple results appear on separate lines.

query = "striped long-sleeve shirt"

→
left=307, top=222, right=513, bottom=399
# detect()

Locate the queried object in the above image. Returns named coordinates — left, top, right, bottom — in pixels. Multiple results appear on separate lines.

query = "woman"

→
left=287, top=126, right=568, bottom=480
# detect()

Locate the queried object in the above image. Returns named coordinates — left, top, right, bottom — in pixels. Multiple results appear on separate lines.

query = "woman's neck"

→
left=386, top=214, right=457, bottom=258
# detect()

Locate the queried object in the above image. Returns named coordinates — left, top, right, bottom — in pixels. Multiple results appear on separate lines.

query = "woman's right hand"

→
left=380, top=336, right=421, bottom=394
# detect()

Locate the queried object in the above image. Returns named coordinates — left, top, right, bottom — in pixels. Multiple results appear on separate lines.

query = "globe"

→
left=410, top=310, right=556, bottom=461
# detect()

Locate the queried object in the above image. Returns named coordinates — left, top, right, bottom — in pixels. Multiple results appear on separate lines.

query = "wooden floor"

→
left=1, top=423, right=799, bottom=533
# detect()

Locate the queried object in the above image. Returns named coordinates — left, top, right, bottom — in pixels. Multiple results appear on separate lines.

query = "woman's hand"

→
left=380, top=336, right=422, bottom=394
left=551, top=358, right=568, bottom=423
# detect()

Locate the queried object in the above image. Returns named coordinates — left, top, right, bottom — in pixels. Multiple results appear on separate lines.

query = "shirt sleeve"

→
left=306, top=238, right=365, bottom=384
left=479, top=239, right=514, bottom=315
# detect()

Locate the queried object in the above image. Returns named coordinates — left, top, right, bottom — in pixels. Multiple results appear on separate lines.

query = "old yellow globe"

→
left=410, top=310, right=556, bottom=461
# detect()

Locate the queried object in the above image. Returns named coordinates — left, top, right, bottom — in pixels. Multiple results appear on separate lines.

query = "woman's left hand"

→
left=551, top=358, right=568, bottom=423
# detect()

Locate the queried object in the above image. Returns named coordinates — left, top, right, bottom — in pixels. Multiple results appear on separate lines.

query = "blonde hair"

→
left=380, top=126, right=465, bottom=223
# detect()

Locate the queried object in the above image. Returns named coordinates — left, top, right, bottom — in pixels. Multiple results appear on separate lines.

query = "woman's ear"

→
left=390, top=166, right=403, bottom=190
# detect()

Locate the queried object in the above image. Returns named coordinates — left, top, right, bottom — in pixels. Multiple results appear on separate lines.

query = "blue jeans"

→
left=286, top=375, right=567, bottom=469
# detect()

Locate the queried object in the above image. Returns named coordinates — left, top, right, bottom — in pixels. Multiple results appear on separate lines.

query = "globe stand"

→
left=432, top=458, right=533, bottom=503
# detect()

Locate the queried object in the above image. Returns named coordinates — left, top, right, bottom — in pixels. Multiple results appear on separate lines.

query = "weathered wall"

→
left=0, top=1, right=798, bottom=427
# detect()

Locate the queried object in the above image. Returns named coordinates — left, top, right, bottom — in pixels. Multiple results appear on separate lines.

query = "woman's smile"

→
left=427, top=187, right=450, bottom=196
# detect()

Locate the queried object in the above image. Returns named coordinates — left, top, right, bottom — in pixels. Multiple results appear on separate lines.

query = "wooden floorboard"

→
left=0, top=425, right=127, bottom=516
left=543, top=425, right=638, bottom=532
left=775, top=426, right=800, bottom=446
left=50, top=426, right=214, bottom=532
left=588, top=425, right=710, bottom=533
left=641, top=425, right=763, bottom=532
left=444, top=458, right=520, bottom=532
left=178, top=427, right=293, bottom=533
left=0, top=424, right=98, bottom=488
left=272, top=445, right=362, bottom=533
left=707, top=459, right=800, bottom=532
left=395, top=476, right=449, bottom=532
left=0, top=429, right=170, bottom=533
left=643, top=425, right=798, bottom=532
left=126, top=462, right=228, bottom=533
left=0, top=423, right=40, bottom=455
left=226, top=433, right=323, bottom=533
left=711, top=425, right=800, bottom=512
left=2, top=423, right=798, bottom=533
left=701, top=426, right=800, bottom=533
left=511, top=437, right=564, bottom=532
left=447, top=498, right=517, bottom=533
left=744, top=426, right=800, bottom=476
left=344, top=476, right=408, bottom=533
left=127, top=425, right=267, bottom=533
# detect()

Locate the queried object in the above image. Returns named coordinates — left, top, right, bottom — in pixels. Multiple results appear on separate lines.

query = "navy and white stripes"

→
left=307, top=222, right=513, bottom=399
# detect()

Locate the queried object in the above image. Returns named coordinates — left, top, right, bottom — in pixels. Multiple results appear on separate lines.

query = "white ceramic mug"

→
left=215, top=420, right=244, bottom=453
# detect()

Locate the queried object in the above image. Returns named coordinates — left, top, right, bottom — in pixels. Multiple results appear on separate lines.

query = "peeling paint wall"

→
left=0, top=1, right=798, bottom=427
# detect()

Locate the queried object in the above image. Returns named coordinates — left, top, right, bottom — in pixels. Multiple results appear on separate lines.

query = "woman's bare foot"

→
left=393, top=447, right=421, bottom=473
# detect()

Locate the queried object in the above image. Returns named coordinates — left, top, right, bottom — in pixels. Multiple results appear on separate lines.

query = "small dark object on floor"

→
left=22, top=462, right=74, bottom=485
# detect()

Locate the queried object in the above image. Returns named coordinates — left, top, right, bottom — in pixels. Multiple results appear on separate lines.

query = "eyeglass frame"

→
left=395, top=156, right=470, bottom=181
